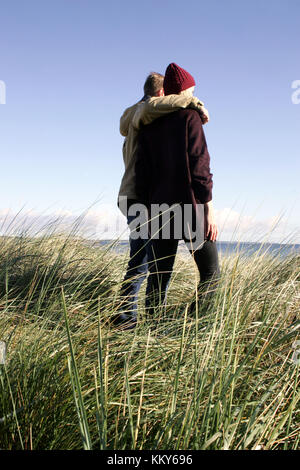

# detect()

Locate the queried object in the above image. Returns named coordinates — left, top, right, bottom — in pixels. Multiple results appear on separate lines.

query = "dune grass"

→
left=0, top=230, right=299, bottom=450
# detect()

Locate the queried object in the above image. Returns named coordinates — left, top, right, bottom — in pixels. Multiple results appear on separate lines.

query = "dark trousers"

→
left=145, top=238, right=220, bottom=314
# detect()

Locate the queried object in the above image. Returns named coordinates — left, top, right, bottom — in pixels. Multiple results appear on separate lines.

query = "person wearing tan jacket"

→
left=115, top=72, right=210, bottom=329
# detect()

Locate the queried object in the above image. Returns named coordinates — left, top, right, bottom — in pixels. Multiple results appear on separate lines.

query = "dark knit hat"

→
left=163, top=63, right=196, bottom=95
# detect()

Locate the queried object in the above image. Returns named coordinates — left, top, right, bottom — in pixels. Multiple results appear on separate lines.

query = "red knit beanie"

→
left=163, top=63, right=196, bottom=95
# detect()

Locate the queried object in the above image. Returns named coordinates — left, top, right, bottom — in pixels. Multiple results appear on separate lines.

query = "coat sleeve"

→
left=187, top=111, right=213, bottom=203
left=120, top=108, right=130, bottom=136
left=132, top=95, right=205, bottom=129
left=134, top=130, right=149, bottom=205
left=120, top=103, right=138, bottom=136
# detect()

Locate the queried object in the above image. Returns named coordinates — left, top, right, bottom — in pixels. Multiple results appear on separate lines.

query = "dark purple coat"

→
left=135, top=108, right=213, bottom=207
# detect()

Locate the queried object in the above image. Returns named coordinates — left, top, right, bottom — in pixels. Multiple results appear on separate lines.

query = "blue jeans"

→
left=119, top=214, right=151, bottom=317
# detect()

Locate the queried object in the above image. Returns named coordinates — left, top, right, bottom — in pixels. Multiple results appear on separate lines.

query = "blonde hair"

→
left=179, top=86, right=195, bottom=97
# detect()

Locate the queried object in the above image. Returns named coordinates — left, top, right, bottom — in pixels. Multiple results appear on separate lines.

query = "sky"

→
left=0, top=0, right=299, bottom=242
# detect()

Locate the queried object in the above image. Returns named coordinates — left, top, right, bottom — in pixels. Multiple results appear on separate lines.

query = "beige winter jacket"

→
left=118, top=95, right=208, bottom=203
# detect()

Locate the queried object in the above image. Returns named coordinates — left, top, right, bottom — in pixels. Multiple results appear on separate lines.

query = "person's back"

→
left=136, top=108, right=213, bottom=209
left=134, top=62, right=220, bottom=316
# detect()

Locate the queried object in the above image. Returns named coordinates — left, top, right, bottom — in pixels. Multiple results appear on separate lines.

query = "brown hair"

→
left=143, top=72, right=164, bottom=97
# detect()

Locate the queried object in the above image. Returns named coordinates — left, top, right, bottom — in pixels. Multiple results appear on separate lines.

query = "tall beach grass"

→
left=0, top=220, right=299, bottom=450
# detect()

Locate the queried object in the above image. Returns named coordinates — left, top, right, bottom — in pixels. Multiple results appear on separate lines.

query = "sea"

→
left=94, top=240, right=300, bottom=259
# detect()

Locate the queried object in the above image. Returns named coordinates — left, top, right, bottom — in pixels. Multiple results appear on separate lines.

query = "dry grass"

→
left=0, top=232, right=299, bottom=450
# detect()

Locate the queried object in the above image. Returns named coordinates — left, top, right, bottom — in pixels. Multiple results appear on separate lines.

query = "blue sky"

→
left=0, top=0, right=299, bottom=242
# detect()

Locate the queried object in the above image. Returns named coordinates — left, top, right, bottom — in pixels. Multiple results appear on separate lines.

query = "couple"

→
left=116, top=63, right=220, bottom=329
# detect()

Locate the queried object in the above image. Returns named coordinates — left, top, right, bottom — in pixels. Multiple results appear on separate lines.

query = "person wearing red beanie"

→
left=135, top=63, right=220, bottom=316
left=163, top=62, right=196, bottom=96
